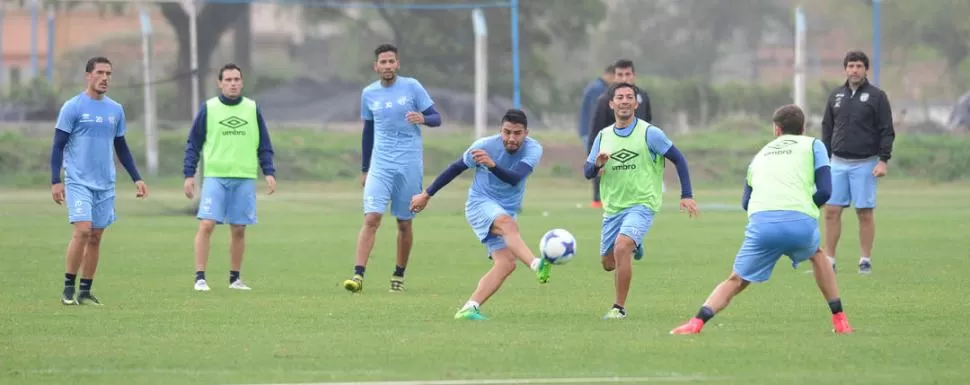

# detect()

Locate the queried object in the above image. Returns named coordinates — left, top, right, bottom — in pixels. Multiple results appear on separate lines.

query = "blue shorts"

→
left=465, top=199, right=516, bottom=256
left=828, top=156, right=878, bottom=209
left=66, top=183, right=116, bottom=229
left=600, top=205, right=655, bottom=256
left=197, top=177, right=257, bottom=225
left=363, top=166, right=423, bottom=220
left=733, top=214, right=820, bottom=283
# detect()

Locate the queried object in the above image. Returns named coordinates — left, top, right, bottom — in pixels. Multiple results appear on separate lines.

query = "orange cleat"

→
left=832, top=312, right=853, bottom=334
left=670, top=318, right=705, bottom=335
left=590, top=201, right=603, bottom=209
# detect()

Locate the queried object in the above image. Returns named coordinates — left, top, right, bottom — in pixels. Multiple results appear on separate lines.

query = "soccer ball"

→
left=539, top=228, right=577, bottom=265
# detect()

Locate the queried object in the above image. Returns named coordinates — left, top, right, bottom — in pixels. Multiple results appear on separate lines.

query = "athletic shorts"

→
left=66, top=183, right=116, bottom=229
left=733, top=215, right=820, bottom=283
left=465, top=199, right=516, bottom=256
left=827, top=156, right=879, bottom=209
left=363, top=166, right=423, bottom=220
left=600, top=205, right=655, bottom=257
left=197, top=177, right=257, bottom=225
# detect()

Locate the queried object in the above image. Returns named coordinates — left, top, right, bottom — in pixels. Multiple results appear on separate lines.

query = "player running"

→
left=584, top=82, right=698, bottom=320
left=409, top=109, right=551, bottom=321
left=670, top=104, right=853, bottom=335
left=344, top=43, right=442, bottom=293
left=51, top=56, right=149, bottom=306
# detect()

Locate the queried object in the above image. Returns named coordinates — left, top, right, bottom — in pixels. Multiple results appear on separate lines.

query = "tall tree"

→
left=158, top=2, right=248, bottom=119
left=882, top=0, right=970, bottom=89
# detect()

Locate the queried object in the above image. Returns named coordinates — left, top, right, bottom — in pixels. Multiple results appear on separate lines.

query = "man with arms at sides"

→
left=584, top=82, right=696, bottom=320
left=578, top=64, right=614, bottom=145
left=344, top=43, right=442, bottom=293
left=51, top=56, right=149, bottom=305
left=821, top=50, right=895, bottom=274
left=409, top=109, right=552, bottom=321
left=671, top=104, right=853, bottom=335
left=183, top=63, right=277, bottom=292
left=586, top=59, right=653, bottom=209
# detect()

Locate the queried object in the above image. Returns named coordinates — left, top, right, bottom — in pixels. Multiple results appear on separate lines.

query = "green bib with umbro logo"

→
left=598, top=119, right=665, bottom=216
left=203, top=96, right=260, bottom=179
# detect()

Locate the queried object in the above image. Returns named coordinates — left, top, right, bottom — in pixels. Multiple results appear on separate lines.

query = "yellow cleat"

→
left=343, top=275, right=363, bottom=293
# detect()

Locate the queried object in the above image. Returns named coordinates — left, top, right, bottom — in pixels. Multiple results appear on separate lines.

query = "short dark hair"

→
left=501, top=108, right=528, bottom=128
left=843, top=50, right=869, bottom=69
left=613, top=59, right=635, bottom=73
left=218, top=63, right=243, bottom=81
left=772, top=104, right=805, bottom=135
left=85, top=57, right=111, bottom=73
left=375, top=43, right=398, bottom=59
left=608, top=82, right=636, bottom=100
left=604, top=64, right=615, bottom=73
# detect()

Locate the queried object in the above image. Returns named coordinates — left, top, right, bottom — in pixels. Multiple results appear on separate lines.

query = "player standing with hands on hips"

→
left=821, top=50, right=895, bottom=274
left=344, top=43, right=442, bottom=293
left=51, top=56, right=149, bottom=305
left=183, top=63, right=277, bottom=292
left=584, top=82, right=697, bottom=320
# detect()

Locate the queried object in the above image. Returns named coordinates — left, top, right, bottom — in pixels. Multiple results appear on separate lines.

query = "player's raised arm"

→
left=406, top=79, right=441, bottom=127
left=409, top=155, right=469, bottom=213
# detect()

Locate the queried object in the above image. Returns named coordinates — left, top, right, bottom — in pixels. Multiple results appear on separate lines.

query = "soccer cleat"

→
left=670, top=318, right=705, bottom=335
left=858, top=260, right=872, bottom=275
left=633, top=244, right=644, bottom=261
left=389, top=276, right=405, bottom=292
left=590, top=201, right=603, bottom=209
left=61, top=288, right=76, bottom=306
left=343, top=275, right=363, bottom=293
left=229, top=280, right=251, bottom=290
left=536, top=258, right=552, bottom=284
left=76, top=292, right=102, bottom=306
left=454, top=307, right=488, bottom=321
left=194, top=279, right=211, bottom=292
left=832, top=312, right=853, bottom=334
left=602, top=307, right=627, bottom=320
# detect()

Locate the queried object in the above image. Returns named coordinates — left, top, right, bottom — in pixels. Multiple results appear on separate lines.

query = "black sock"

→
left=696, top=306, right=716, bottom=323
left=79, top=278, right=93, bottom=293
left=393, top=265, right=406, bottom=278
left=354, top=265, right=366, bottom=277
left=828, top=298, right=843, bottom=314
left=612, top=303, right=626, bottom=315
left=64, top=273, right=77, bottom=289
left=195, top=271, right=206, bottom=282
left=229, top=271, right=240, bottom=284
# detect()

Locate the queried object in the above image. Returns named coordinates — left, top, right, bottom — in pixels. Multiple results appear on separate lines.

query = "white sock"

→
left=461, top=301, right=480, bottom=311
left=860, top=256, right=871, bottom=263
left=827, top=256, right=836, bottom=266
left=529, top=258, right=541, bottom=272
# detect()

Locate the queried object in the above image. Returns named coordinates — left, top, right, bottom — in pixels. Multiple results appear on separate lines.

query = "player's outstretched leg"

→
left=454, top=249, right=518, bottom=321
left=809, top=250, right=853, bottom=333
left=488, top=215, right=550, bottom=283
left=345, top=213, right=382, bottom=293
left=670, top=272, right=750, bottom=334
left=76, top=228, right=105, bottom=306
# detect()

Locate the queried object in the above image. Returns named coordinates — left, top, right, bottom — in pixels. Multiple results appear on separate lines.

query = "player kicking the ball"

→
left=585, top=82, right=698, bottom=319
left=670, top=104, right=853, bottom=335
left=410, top=109, right=551, bottom=321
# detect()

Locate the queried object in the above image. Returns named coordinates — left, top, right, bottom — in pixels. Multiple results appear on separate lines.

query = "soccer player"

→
left=586, top=59, right=653, bottom=209
left=409, top=109, right=551, bottom=320
left=343, top=43, right=442, bottom=293
left=821, top=50, right=895, bottom=274
left=51, top=56, right=148, bottom=305
left=584, top=82, right=697, bottom=320
left=670, top=104, right=853, bottom=335
left=183, top=63, right=277, bottom=292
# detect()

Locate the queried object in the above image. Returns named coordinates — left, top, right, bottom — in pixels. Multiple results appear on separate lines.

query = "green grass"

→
left=1, top=178, right=969, bottom=385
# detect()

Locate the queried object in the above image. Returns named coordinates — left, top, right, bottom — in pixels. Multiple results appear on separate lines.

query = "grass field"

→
left=1, top=178, right=968, bottom=385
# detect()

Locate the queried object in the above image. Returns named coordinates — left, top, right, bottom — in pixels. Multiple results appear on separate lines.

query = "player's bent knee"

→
left=491, top=215, right=518, bottom=237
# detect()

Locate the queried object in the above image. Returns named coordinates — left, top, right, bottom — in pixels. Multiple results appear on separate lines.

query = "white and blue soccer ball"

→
left=539, top=228, right=577, bottom=265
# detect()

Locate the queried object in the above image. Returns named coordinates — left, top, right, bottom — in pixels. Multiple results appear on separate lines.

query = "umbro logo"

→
left=610, top=149, right=639, bottom=163
left=218, top=116, right=248, bottom=130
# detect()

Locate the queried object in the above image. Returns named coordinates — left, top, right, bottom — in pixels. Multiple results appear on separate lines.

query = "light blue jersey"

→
left=586, top=120, right=672, bottom=257
left=360, top=76, right=434, bottom=166
left=56, top=92, right=127, bottom=192
left=462, top=135, right=542, bottom=254
left=463, top=135, right=543, bottom=214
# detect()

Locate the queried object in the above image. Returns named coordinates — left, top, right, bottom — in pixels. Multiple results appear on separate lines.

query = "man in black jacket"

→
left=586, top=59, right=653, bottom=208
left=820, top=50, right=895, bottom=275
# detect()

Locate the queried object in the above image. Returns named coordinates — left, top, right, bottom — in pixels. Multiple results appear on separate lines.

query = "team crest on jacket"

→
left=860, top=92, right=869, bottom=102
